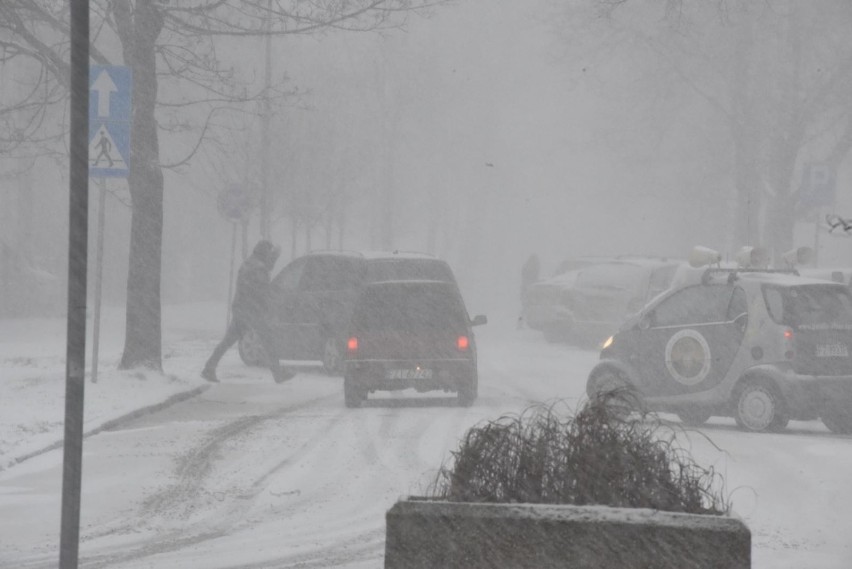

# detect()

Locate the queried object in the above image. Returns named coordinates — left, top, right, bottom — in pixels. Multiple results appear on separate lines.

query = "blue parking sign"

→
left=798, top=162, right=836, bottom=208
left=89, top=66, right=132, bottom=178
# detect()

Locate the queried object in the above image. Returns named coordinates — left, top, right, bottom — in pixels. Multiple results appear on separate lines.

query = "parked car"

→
left=522, top=257, right=681, bottom=346
left=342, top=280, right=487, bottom=407
left=587, top=251, right=852, bottom=433
left=799, top=267, right=852, bottom=288
left=238, top=250, right=459, bottom=375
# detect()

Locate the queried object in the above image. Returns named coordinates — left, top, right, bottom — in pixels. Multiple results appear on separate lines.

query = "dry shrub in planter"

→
left=430, top=390, right=729, bottom=516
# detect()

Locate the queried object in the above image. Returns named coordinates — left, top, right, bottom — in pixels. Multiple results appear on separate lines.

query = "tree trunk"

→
left=763, top=126, right=803, bottom=265
left=117, top=0, right=164, bottom=370
left=763, top=5, right=804, bottom=264
left=730, top=12, right=761, bottom=249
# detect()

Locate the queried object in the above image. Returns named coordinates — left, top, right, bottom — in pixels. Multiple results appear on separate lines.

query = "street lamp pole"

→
left=60, top=0, right=89, bottom=567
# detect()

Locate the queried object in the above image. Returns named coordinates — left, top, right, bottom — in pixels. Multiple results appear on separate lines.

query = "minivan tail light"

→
left=783, top=328, right=794, bottom=359
left=457, top=336, right=469, bottom=351
left=347, top=337, right=359, bottom=352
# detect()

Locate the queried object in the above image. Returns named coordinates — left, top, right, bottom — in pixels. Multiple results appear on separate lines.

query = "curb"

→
left=1, top=384, right=210, bottom=472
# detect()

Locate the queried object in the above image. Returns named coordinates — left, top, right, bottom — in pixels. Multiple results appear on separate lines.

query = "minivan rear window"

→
left=763, top=284, right=852, bottom=329
left=352, top=283, right=467, bottom=331
left=300, top=257, right=365, bottom=291
left=366, top=260, right=455, bottom=283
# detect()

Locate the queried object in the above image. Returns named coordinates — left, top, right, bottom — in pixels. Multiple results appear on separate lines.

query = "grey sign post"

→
left=61, top=3, right=89, bottom=568
left=88, top=66, right=131, bottom=384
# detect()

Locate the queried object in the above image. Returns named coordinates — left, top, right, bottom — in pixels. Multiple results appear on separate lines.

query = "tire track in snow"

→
left=55, top=392, right=347, bottom=569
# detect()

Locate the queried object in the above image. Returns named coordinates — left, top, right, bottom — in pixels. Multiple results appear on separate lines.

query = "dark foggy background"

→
left=2, top=0, right=850, bottom=319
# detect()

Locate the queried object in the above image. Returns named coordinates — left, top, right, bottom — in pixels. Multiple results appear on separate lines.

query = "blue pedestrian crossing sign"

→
left=89, top=65, right=131, bottom=178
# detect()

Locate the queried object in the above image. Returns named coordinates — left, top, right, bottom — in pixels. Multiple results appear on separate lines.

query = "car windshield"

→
left=366, top=259, right=455, bottom=283
left=552, top=258, right=598, bottom=277
left=352, top=283, right=467, bottom=331
left=763, top=284, right=852, bottom=329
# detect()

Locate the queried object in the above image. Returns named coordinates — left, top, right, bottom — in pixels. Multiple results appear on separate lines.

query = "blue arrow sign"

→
left=89, top=65, right=132, bottom=178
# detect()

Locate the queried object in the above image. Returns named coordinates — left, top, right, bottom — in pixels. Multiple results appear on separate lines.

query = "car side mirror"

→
left=638, top=312, right=652, bottom=330
left=471, top=314, right=488, bottom=327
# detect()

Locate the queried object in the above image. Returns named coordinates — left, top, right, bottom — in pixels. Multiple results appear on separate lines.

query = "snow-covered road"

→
left=1, top=307, right=851, bottom=568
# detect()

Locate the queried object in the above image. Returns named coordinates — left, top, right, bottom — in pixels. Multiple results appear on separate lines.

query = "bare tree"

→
left=554, top=0, right=852, bottom=256
left=1, top=0, right=442, bottom=370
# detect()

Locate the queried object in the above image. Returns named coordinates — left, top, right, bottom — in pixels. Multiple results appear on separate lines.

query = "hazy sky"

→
left=3, top=0, right=851, bottom=315
left=255, top=0, right=736, bottom=306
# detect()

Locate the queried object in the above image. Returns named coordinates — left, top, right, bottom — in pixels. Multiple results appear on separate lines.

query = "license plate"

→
left=816, top=344, right=849, bottom=358
left=386, top=368, right=433, bottom=380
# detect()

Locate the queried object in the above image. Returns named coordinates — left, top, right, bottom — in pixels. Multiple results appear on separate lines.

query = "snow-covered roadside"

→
left=0, top=303, right=224, bottom=470
left=3, top=304, right=852, bottom=568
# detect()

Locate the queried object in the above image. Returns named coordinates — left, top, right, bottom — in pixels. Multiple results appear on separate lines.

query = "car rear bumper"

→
left=345, top=358, right=476, bottom=392
left=774, top=373, right=852, bottom=419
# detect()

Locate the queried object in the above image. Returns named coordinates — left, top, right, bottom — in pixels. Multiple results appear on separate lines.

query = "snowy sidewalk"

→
left=0, top=303, right=226, bottom=470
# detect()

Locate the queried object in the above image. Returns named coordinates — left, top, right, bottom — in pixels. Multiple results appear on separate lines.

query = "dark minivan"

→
left=343, top=280, right=487, bottom=407
left=238, top=251, right=458, bottom=375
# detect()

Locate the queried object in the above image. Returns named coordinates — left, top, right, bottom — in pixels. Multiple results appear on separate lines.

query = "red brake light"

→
left=457, top=336, right=469, bottom=351
left=347, top=337, right=358, bottom=352
left=783, top=329, right=794, bottom=359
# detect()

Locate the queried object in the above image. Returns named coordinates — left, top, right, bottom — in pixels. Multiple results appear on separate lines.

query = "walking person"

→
left=202, top=240, right=294, bottom=384
left=518, top=253, right=540, bottom=329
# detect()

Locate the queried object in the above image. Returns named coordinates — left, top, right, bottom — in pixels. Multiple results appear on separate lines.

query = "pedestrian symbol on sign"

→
left=88, top=124, right=127, bottom=171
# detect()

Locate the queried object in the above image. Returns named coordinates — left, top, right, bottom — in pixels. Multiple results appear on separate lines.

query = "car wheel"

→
left=238, top=327, right=268, bottom=367
left=677, top=407, right=712, bottom=427
left=734, top=379, right=789, bottom=432
left=322, top=335, right=343, bottom=376
left=586, top=368, right=641, bottom=416
left=587, top=367, right=630, bottom=399
left=343, top=376, right=365, bottom=408
left=457, top=374, right=478, bottom=407
left=821, top=405, right=852, bottom=435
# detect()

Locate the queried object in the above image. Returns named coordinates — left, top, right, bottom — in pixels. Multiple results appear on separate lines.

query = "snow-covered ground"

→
left=0, top=304, right=218, bottom=470
left=1, top=303, right=851, bottom=568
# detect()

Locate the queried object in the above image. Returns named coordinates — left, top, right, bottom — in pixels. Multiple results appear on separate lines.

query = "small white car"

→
left=588, top=256, right=852, bottom=433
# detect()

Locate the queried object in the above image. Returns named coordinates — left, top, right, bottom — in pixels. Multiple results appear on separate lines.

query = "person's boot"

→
left=201, top=366, right=219, bottom=383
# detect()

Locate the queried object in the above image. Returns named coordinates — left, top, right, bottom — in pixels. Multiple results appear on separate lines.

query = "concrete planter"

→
left=385, top=498, right=750, bottom=569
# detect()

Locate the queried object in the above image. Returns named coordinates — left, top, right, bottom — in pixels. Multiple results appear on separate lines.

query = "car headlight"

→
left=601, top=335, right=614, bottom=350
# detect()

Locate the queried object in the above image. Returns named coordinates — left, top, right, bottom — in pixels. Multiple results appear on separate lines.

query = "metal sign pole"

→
left=241, top=217, right=249, bottom=260
left=814, top=209, right=821, bottom=267
left=91, top=178, right=107, bottom=383
left=61, top=0, right=89, bottom=567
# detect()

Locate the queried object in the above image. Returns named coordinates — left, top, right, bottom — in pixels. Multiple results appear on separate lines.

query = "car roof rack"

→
left=701, top=267, right=800, bottom=285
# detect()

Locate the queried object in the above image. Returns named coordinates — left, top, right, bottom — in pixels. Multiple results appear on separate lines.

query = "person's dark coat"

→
left=521, top=254, right=541, bottom=296
left=202, top=240, right=288, bottom=384
left=232, top=241, right=279, bottom=322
